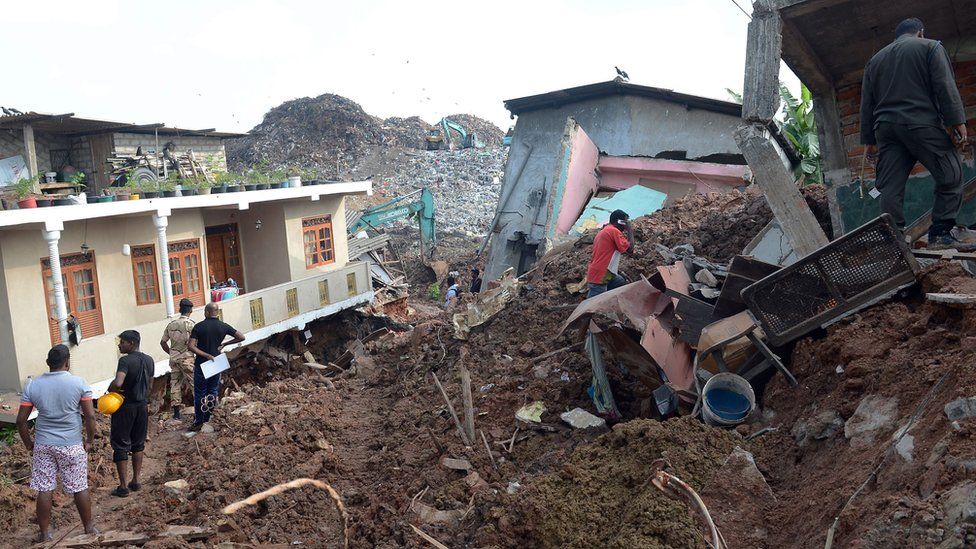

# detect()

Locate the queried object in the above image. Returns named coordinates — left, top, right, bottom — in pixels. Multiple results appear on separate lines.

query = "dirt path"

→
left=5, top=416, right=190, bottom=546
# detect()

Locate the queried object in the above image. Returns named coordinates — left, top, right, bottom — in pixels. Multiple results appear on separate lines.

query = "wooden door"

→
left=88, top=134, right=114, bottom=191
left=43, top=253, right=104, bottom=344
left=168, top=239, right=206, bottom=307
left=205, top=224, right=245, bottom=291
left=206, top=234, right=227, bottom=284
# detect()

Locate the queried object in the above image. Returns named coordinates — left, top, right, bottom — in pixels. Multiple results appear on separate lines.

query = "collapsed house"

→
left=483, top=80, right=752, bottom=280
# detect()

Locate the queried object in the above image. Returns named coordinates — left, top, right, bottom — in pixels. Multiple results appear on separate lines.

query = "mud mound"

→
left=752, top=261, right=976, bottom=548
left=520, top=417, right=742, bottom=548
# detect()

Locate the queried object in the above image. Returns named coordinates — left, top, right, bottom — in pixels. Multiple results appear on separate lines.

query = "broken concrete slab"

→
left=792, top=410, right=844, bottom=447
left=944, top=397, right=976, bottom=421
left=559, top=408, right=607, bottom=429
left=845, top=395, right=899, bottom=447
left=894, top=433, right=915, bottom=463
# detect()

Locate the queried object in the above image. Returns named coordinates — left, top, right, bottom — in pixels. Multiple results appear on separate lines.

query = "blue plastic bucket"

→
left=701, top=373, right=756, bottom=426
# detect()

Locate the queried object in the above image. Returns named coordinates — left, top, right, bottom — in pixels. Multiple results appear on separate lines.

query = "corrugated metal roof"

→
left=0, top=111, right=245, bottom=138
left=503, top=80, right=743, bottom=117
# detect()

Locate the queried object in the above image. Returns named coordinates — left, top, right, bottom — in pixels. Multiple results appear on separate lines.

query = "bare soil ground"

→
left=3, top=186, right=974, bottom=548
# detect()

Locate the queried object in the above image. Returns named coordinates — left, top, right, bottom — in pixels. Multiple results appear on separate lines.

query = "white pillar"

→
left=153, top=213, right=175, bottom=317
left=42, top=229, right=70, bottom=344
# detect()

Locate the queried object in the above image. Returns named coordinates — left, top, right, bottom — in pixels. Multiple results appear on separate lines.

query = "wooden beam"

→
left=22, top=124, right=39, bottom=191
left=735, top=123, right=830, bottom=257
left=742, top=0, right=783, bottom=122
left=774, top=0, right=851, bottom=18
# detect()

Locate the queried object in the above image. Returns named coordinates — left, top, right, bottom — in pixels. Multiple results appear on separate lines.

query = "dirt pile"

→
left=519, top=417, right=743, bottom=548
left=743, top=261, right=976, bottom=548
left=225, top=93, right=504, bottom=179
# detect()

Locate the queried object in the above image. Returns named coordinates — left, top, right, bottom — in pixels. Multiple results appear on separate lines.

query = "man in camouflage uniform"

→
left=159, top=298, right=195, bottom=418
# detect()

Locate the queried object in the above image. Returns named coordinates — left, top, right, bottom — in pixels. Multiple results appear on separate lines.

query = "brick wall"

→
left=112, top=133, right=228, bottom=172
left=0, top=128, right=75, bottom=176
left=838, top=58, right=976, bottom=180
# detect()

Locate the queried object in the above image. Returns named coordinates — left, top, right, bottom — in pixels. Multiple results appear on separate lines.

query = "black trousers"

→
left=875, top=122, right=963, bottom=232
left=110, top=403, right=148, bottom=462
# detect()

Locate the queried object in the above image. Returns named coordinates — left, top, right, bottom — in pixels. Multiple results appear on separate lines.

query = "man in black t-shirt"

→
left=187, top=302, right=244, bottom=431
left=107, top=330, right=154, bottom=497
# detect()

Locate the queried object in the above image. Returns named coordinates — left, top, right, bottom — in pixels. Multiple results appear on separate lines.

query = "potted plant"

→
left=139, top=178, right=160, bottom=199
left=159, top=175, right=178, bottom=198
left=12, top=177, right=38, bottom=208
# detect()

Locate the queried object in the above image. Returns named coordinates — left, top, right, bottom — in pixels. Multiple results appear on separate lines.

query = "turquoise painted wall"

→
left=836, top=162, right=976, bottom=231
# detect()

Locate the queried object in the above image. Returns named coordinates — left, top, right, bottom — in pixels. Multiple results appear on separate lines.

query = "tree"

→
left=726, top=84, right=823, bottom=186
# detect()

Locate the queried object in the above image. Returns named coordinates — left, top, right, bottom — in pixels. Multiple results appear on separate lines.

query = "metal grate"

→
left=742, top=215, right=919, bottom=346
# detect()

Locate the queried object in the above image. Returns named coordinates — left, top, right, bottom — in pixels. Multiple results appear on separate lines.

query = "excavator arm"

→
left=348, top=188, right=437, bottom=258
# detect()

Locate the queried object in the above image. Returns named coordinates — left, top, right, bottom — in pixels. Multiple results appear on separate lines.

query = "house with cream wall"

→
left=0, top=182, right=375, bottom=419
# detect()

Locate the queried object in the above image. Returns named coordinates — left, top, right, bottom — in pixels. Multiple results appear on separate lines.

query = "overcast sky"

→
left=2, top=0, right=798, bottom=133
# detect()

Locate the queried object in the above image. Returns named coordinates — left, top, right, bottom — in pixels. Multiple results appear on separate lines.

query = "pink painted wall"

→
left=555, top=121, right=601, bottom=235
left=597, top=156, right=750, bottom=194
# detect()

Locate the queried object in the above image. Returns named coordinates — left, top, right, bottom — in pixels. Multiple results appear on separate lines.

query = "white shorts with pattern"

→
left=30, top=443, right=88, bottom=493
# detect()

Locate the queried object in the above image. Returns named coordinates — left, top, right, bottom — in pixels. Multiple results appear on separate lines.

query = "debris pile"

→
left=225, top=93, right=504, bottom=179
left=373, top=147, right=507, bottom=236
left=749, top=261, right=976, bottom=548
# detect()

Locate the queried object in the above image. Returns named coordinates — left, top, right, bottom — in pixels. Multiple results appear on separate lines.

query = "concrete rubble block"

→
left=941, top=482, right=976, bottom=531
left=411, top=501, right=463, bottom=527
left=944, top=397, right=976, bottom=421
left=559, top=408, right=607, bottom=430
left=845, top=395, right=899, bottom=446
left=164, top=478, right=190, bottom=493
left=792, top=410, right=844, bottom=447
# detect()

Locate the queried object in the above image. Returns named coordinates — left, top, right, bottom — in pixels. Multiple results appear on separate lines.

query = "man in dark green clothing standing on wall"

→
left=861, top=17, right=972, bottom=250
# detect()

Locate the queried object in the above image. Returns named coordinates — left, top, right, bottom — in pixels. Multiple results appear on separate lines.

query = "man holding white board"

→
left=187, top=302, right=245, bottom=431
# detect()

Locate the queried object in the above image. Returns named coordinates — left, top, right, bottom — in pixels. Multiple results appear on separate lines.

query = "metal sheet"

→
left=559, top=278, right=664, bottom=336
left=640, top=316, right=694, bottom=392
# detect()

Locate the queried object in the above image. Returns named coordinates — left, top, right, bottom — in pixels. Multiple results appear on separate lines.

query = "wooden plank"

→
left=674, top=294, right=715, bottom=347
left=734, top=123, right=830, bottom=257
left=23, top=123, right=39, bottom=189
left=742, top=0, right=783, bottom=122
left=912, top=249, right=976, bottom=261
left=460, top=362, right=475, bottom=445
left=926, top=293, right=976, bottom=305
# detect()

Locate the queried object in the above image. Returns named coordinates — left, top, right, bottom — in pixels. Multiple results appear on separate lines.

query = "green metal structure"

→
left=347, top=188, right=437, bottom=258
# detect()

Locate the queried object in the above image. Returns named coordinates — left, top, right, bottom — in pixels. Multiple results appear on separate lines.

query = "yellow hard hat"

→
left=97, top=392, right=124, bottom=415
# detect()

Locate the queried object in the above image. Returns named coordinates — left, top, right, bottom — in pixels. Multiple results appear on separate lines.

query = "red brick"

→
left=839, top=102, right=860, bottom=117
left=837, top=85, right=861, bottom=101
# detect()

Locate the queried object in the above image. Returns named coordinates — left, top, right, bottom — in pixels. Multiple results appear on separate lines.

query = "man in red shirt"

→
left=586, top=209, right=633, bottom=298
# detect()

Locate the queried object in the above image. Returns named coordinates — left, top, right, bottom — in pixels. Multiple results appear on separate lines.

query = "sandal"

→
left=110, top=486, right=130, bottom=498
left=128, top=481, right=142, bottom=492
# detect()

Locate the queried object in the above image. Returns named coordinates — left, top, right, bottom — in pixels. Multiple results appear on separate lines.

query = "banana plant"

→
left=726, top=84, right=823, bottom=186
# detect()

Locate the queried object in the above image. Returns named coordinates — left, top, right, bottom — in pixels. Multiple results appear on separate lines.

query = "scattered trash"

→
left=559, top=408, right=607, bottom=429
left=506, top=482, right=522, bottom=495
left=516, top=401, right=546, bottom=424
left=479, top=383, right=495, bottom=393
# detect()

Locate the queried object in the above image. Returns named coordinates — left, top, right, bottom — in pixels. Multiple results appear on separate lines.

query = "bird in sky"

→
left=615, top=66, right=630, bottom=80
